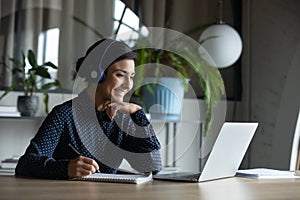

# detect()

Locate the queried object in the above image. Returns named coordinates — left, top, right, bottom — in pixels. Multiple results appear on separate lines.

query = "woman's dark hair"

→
left=75, top=39, right=136, bottom=83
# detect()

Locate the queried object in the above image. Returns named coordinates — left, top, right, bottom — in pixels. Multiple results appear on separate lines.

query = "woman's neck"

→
left=85, top=84, right=107, bottom=111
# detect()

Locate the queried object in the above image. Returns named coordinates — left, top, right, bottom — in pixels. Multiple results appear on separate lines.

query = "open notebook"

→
left=71, top=172, right=152, bottom=184
left=236, top=168, right=300, bottom=179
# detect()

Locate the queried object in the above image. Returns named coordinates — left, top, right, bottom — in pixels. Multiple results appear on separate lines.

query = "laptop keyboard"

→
left=153, top=172, right=202, bottom=181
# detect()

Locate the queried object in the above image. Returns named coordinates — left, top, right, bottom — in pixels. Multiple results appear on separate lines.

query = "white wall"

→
left=0, top=91, right=73, bottom=162
left=237, top=0, right=300, bottom=169
left=0, top=118, right=43, bottom=162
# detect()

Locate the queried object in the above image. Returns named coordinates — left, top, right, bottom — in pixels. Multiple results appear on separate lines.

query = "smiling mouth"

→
left=113, top=89, right=127, bottom=97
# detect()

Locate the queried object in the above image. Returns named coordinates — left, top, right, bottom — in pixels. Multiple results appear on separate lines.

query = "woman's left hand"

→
left=100, top=102, right=141, bottom=119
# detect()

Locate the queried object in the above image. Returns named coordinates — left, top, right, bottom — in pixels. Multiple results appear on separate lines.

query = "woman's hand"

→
left=68, top=156, right=99, bottom=178
left=100, top=102, right=142, bottom=119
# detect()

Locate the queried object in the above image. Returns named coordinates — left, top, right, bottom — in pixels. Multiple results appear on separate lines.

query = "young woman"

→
left=15, top=39, right=162, bottom=179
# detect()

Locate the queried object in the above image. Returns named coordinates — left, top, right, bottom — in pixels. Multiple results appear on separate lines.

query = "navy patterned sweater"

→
left=15, top=91, right=162, bottom=179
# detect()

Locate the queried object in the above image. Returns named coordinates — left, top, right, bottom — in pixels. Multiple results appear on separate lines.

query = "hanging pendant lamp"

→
left=199, top=0, right=243, bottom=68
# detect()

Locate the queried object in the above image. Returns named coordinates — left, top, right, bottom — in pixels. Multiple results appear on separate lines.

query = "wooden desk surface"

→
left=1, top=175, right=300, bottom=200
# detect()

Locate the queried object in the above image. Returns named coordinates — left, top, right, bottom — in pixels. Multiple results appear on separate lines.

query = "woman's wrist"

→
left=130, top=107, right=150, bottom=126
left=129, top=103, right=142, bottom=114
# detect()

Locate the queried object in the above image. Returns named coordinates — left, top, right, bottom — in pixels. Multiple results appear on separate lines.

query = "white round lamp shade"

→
left=199, top=24, right=243, bottom=68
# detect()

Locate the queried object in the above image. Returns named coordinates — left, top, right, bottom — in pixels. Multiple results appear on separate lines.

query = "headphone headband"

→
left=79, top=39, right=132, bottom=83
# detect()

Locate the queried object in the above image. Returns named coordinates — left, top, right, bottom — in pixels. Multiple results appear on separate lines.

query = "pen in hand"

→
left=68, top=143, right=100, bottom=173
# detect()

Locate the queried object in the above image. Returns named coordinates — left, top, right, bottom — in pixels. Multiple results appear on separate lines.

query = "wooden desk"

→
left=1, top=176, right=300, bottom=200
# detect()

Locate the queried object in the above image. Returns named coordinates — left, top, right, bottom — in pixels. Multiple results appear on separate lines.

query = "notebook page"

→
left=72, top=173, right=152, bottom=184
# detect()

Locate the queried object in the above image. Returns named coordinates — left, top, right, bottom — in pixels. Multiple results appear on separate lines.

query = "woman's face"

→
left=98, top=59, right=135, bottom=102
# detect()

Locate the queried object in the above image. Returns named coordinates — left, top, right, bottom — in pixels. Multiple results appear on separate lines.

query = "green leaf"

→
left=21, top=52, right=26, bottom=68
left=0, top=83, right=17, bottom=101
left=43, top=92, right=49, bottom=114
left=41, top=80, right=61, bottom=90
left=35, top=67, right=51, bottom=78
left=145, top=84, right=155, bottom=95
left=12, top=67, right=23, bottom=74
left=43, top=61, right=58, bottom=69
left=27, top=50, right=38, bottom=68
left=9, top=58, right=22, bottom=67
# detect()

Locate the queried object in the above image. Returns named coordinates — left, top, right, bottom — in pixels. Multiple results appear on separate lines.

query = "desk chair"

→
left=290, top=110, right=300, bottom=171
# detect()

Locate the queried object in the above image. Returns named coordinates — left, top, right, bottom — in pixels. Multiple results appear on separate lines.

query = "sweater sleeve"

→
left=15, top=106, right=70, bottom=179
left=120, top=109, right=162, bottom=174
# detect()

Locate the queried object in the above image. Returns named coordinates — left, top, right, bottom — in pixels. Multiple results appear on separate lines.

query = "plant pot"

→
left=142, top=77, right=186, bottom=120
left=17, top=96, right=39, bottom=117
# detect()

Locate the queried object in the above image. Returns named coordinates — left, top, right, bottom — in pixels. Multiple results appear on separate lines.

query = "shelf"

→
left=0, top=116, right=44, bottom=120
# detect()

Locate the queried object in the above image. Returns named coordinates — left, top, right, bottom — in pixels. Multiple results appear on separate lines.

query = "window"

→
left=113, top=0, right=148, bottom=46
left=37, top=28, right=60, bottom=80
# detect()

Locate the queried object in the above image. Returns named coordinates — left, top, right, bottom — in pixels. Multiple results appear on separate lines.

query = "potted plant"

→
left=132, top=48, right=189, bottom=121
left=129, top=35, right=225, bottom=136
left=0, top=49, right=61, bottom=116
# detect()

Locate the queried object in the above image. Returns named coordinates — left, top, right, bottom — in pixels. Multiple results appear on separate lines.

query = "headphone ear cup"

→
left=98, top=72, right=106, bottom=83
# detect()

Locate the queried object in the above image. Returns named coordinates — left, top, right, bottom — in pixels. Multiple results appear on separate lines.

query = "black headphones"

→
left=78, top=39, right=133, bottom=83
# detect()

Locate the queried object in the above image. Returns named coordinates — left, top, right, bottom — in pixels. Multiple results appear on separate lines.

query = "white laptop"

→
left=153, top=122, right=259, bottom=182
